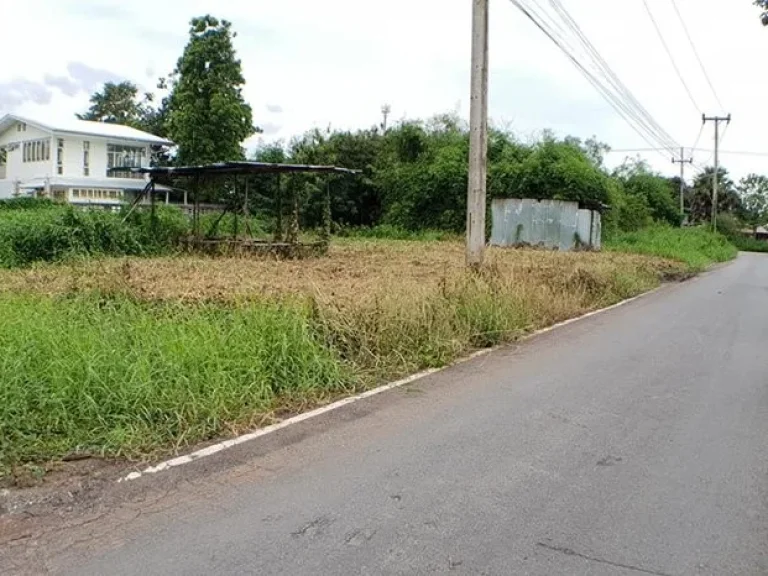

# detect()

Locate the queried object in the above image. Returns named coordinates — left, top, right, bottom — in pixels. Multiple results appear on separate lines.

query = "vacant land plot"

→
left=0, top=240, right=685, bottom=302
left=0, top=240, right=691, bottom=480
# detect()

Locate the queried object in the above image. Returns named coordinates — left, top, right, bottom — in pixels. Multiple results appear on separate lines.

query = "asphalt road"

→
left=66, top=254, right=768, bottom=575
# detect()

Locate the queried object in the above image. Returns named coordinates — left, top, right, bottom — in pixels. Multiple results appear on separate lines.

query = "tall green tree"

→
left=166, top=15, right=255, bottom=166
left=688, top=167, right=741, bottom=224
left=77, top=81, right=156, bottom=130
left=613, top=159, right=680, bottom=226
left=738, top=173, right=768, bottom=233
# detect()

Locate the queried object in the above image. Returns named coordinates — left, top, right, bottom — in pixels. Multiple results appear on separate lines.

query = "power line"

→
left=642, top=0, right=701, bottom=113
left=511, top=1, right=670, bottom=157
left=670, top=0, right=724, bottom=110
left=690, top=123, right=705, bottom=152
left=509, top=0, right=680, bottom=158
left=607, top=147, right=768, bottom=157
left=546, top=0, right=679, bottom=154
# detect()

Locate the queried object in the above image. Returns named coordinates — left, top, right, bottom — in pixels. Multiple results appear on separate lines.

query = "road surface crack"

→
left=537, top=542, right=673, bottom=576
left=291, top=515, right=333, bottom=538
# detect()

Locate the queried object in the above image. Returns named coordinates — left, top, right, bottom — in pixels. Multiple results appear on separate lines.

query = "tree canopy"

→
left=613, top=159, right=680, bottom=227
left=77, top=81, right=158, bottom=131
left=738, top=174, right=768, bottom=230
left=687, top=167, right=741, bottom=224
left=166, top=15, right=255, bottom=166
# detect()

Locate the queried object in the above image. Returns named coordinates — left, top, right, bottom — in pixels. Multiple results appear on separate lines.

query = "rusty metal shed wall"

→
left=491, top=198, right=601, bottom=251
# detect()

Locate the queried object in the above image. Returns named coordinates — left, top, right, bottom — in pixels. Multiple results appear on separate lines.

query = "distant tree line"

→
left=77, top=15, right=768, bottom=238
left=249, top=117, right=768, bottom=239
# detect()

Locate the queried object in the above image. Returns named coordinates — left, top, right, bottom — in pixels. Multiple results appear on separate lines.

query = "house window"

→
left=107, top=144, right=146, bottom=179
left=69, top=188, right=124, bottom=201
left=57, top=139, right=64, bottom=175
left=83, top=141, right=90, bottom=176
left=21, top=139, right=51, bottom=163
left=17, top=123, right=26, bottom=133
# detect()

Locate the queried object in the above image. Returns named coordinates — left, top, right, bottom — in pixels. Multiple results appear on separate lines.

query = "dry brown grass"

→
left=0, top=239, right=685, bottom=307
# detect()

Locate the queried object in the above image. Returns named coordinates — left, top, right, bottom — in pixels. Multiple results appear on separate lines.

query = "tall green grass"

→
left=605, top=226, right=737, bottom=270
left=336, top=224, right=458, bottom=242
left=730, top=236, right=768, bottom=253
left=0, top=203, right=187, bottom=268
left=0, top=295, right=350, bottom=467
left=0, top=250, right=670, bottom=473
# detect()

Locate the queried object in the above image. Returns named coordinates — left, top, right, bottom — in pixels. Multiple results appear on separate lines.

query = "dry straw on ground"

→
left=0, top=240, right=685, bottom=306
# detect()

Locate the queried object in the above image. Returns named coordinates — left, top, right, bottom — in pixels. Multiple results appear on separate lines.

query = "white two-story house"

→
left=0, top=114, right=174, bottom=206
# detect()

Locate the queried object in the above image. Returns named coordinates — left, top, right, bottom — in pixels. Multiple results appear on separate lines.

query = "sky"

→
left=1, top=0, right=766, bottom=180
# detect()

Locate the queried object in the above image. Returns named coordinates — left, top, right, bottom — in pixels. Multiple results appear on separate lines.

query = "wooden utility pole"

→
left=467, top=0, right=489, bottom=267
left=702, top=114, right=731, bottom=231
left=671, top=147, right=692, bottom=223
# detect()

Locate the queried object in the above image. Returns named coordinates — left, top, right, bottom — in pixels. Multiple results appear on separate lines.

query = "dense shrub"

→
left=0, top=202, right=190, bottom=268
left=714, top=213, right=768, bottom=254
left=252, top=116, right=688, bottom=236
left=0, top=198, right=55, bottom=211
left=714, top=213, right=743, bottom=239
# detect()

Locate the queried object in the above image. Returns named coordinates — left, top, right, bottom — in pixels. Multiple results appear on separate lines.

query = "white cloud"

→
left=0, top=0, right=765, bottom=179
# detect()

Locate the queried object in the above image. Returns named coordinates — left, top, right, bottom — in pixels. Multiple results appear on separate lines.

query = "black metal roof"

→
left=128, top=161, right=361, bottom=177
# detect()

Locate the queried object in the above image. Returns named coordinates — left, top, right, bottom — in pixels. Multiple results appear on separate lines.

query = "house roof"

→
left=133, top=161, right=361, bottom=178
left=0, top=114, right=173, bottom=146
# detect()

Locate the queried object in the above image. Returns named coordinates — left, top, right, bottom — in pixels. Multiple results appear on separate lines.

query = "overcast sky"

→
left=1, top=0, right=765, bottom=180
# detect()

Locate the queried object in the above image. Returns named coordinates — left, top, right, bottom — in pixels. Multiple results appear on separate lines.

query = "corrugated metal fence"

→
left=490, top=198, right=601, bottom=251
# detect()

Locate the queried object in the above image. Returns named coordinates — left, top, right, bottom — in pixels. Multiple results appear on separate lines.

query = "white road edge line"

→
left=119, top=287, right=658, bottom=482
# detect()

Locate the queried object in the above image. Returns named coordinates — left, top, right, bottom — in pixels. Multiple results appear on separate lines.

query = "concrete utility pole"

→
left=671, top=147, right=693, bottom=223
left=467, top=0, right=489, bottom=267
left=702, top=114, right=731, bottom=231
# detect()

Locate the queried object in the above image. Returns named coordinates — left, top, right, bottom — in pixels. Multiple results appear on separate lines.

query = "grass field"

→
left=606, top=226, right=737, bottom=270
left=0, top=234, right=727, bottom=482
left=730, top=235, right=768, bottom=254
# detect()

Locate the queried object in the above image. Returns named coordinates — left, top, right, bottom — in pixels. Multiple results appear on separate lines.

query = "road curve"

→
left=65, top=253, right=768, bottom=575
